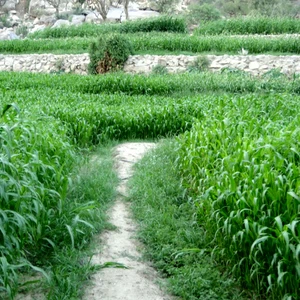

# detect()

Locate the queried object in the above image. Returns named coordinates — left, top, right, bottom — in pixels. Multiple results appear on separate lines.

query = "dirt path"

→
left=83, top=142, right=175, bottom=300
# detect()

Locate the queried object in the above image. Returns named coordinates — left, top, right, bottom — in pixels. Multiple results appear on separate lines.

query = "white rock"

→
left=71, top=15, right=85, bottom=25
left=249, top=61, right=260, bottom=70
left=85, top=12, right=101, bottom=23
left=30, top=24, right=46, bottom=33
left=52, top=19, right=71, bottom=28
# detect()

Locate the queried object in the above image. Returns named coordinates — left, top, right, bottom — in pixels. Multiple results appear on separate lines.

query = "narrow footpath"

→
left=83, top=142, right=175, bottom=300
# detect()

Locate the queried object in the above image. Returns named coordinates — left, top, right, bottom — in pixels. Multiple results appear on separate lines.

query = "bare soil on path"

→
left=83, top=142, right=175, bottom=300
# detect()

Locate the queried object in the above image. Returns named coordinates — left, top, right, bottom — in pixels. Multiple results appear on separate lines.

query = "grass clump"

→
left=187, top=55, right=210, bottom=73
left=129, top=140, right=245, bottom=300
left=151, top=64, right=169, bottom=75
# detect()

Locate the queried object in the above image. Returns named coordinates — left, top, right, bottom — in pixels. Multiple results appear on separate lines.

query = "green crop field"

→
left=0, top=14, right=300, bottom=300
left=1, top=34, right=299, bottom=54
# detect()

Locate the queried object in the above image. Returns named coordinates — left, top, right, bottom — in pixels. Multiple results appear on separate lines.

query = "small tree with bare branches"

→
left=0, top=0, right=7, bottom=9
left=86, top=0, right=111, bottom=20
left=45, top=0, right=61, bottom=15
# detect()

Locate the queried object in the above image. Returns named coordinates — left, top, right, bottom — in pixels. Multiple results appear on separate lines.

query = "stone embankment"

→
left=0, top=53, right=300, bottom=76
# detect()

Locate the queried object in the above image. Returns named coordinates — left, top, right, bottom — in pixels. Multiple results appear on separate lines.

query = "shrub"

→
left=88, top=34, right=133, bottom=74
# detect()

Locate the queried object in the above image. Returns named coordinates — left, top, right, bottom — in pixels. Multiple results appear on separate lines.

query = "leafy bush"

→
left=88, top=34, right=133, bottom=74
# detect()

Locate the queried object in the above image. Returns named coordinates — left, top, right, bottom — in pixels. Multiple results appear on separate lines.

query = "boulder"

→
left=2, top=0, right=16, bottom=11
left=107, top=7, right=123, bottom=22
left=30, top=24, right=47, bottom=33
left=52, top=19, right=71, bottom=28
left=0, top=29, right=20, bottom=40
left=71, top=15, right=85, bottom=25
left=85, top=11, right=102, bottom=23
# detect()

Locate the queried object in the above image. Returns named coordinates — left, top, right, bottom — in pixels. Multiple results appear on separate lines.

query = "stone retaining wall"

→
left=0, top=53, right=300, bottom=76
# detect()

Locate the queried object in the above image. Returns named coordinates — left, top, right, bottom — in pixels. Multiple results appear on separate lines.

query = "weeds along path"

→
left=84, top=142, right=174, bottom=300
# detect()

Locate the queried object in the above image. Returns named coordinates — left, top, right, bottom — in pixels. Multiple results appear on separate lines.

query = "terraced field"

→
left=0, top=16, right=299, bottom=300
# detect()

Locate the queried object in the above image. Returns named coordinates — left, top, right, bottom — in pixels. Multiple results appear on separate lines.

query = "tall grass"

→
left=175, top=94, right=300, bottom=298
left=195, top=17, right=300, bottom=35
left=1, top=34, right=299, bottom=54
left=1, top=72, right=299, bottom=97
left=0, top=104, right=118, bottom=298
left=27, top=16, right=187, bottom=39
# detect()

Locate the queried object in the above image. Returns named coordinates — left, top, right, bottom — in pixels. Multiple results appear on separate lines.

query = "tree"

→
left=0, top=0, right=6, bottom=9
left=86, top=0, right=111, bottom=20
left=124, top=0, right=129, bottom=20
left=45, top=0, right=62, bottom=15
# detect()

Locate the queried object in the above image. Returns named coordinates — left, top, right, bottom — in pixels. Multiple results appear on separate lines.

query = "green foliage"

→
left=0, top=92, right=118, bottom=298
left=151, top=64, right=169, bottom=75
left=0, top=67, right=300, bottom=298
left=262, top=68, right=286, bottom=79
left=187, top=55, right=210, bottom=73
left=1, top=71, right=299, bottom=98
left=195, top=16, right=300, bottom=35
left=2, top=33, right=300, bottom=55
left=88, top=34, right=133, bottom=74
left=175, top=94, right=300, bottom=298
left=187, top=3, right=222, bottom=25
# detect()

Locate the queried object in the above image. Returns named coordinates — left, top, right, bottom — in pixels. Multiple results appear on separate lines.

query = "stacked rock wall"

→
left=0, top=53, right=299, bottom=76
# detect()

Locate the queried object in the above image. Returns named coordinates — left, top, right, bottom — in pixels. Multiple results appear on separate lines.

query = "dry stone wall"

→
left=0, top=53, right=300, bottom=76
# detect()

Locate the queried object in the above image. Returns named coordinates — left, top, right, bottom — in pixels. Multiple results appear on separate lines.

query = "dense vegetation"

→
left=1, top=10, right=300, bottom=299
left=2, top=33, right=299, bottom=55
left=1, top=69, right=299, bottom=298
